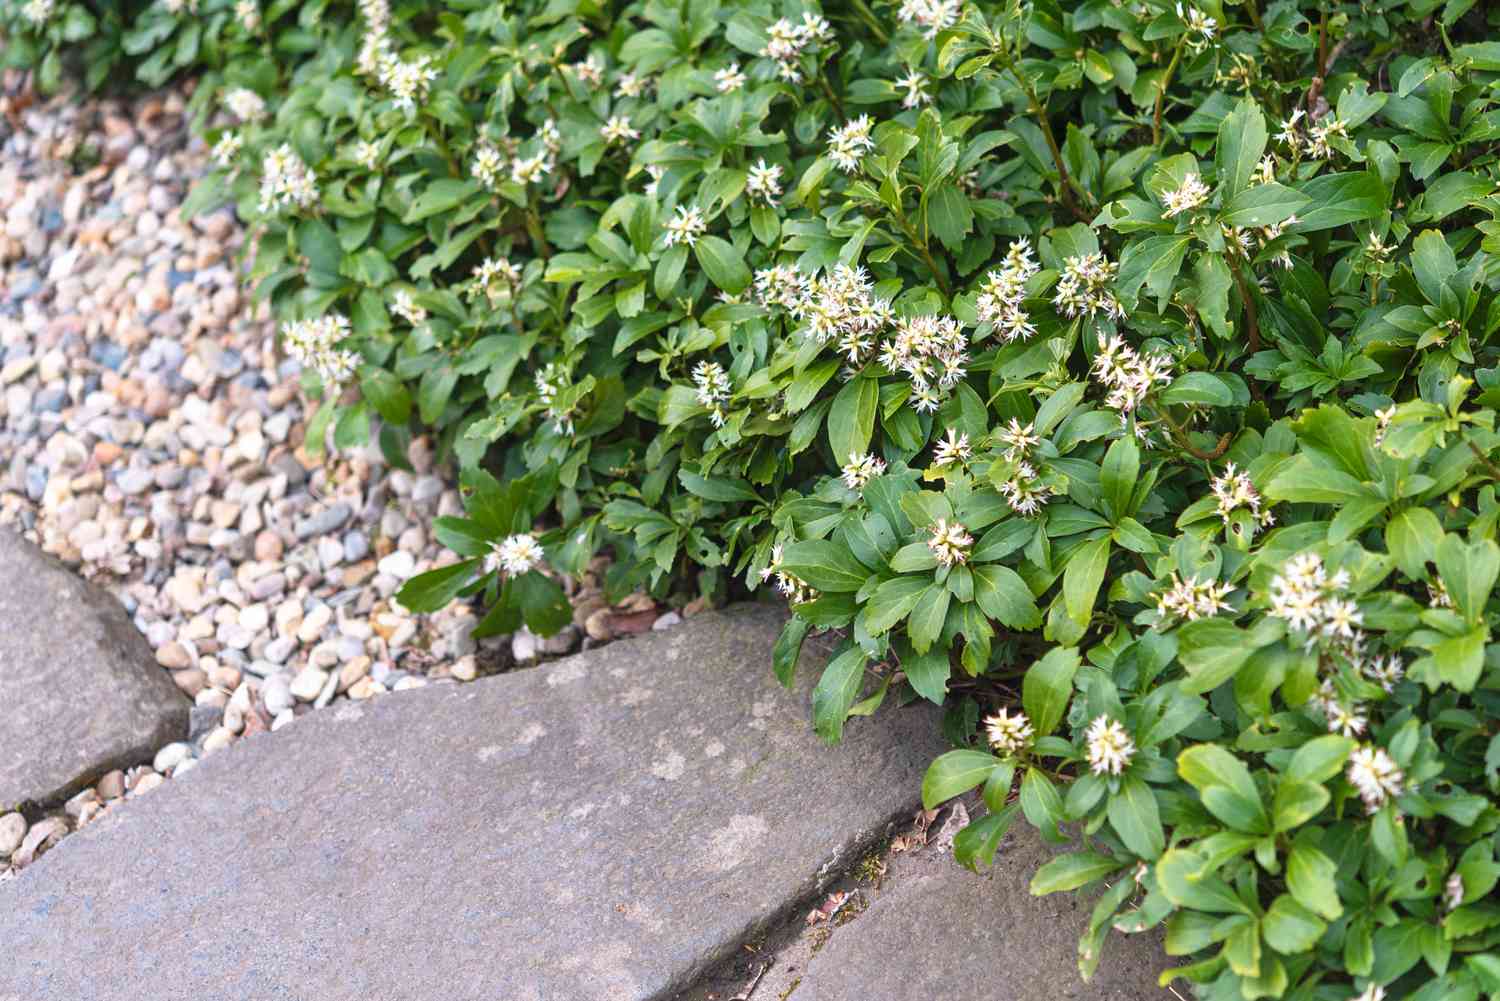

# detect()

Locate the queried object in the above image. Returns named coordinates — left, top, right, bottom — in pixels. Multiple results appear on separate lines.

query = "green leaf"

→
left=1216, top=97, right=1268, bottom=200
left=865, top=576, right=931, bottom=634
left=972, top=564, right=1042, bottom=629
left=1286, top=845, right=1343, bottom=920
left=812, top=646, right=868, bottom=744
left=1221, top=182, right=1310, bottom=227
left=359, top=366, right=411, bottom=424
left=903, top=646, right=951, bottom=703
left=1178, top=744, right=1268, bottom=833
left=773, top=616, right=810, bottom=688
left=1030, top=852, right=1126, bottom=894
left=1101, top=436, right=1140, bottom=523
left=1108, top=776, right=1165, bottom=859
left=1286, top=735, right=1355, bottom=783
left=1023, top=646, right=1080, bottom=737
left=694, top=236, right=750, bottom=294
left=395, top=559, right=478, bottom=612
left=1159, top=372, right=1234, bottom=406
left=405, top=179, right=482, bottom=222
left=1434, top=534, right=1499, bottom=624
left=908, top=584, right=952, bottom=653
left=954, top=804, right=1019, bottom=870
left=1291, top=172, right=1388, bottom=232
left=922, top=749, right=1001, bottom=808
left=1262, top=895, right=1327, bottom=954
left=1156, top=848, right=1249, bottom=914
left=1063, top=537, right=1111, bottom=627
left=827, top=376, right=879, bottom=465
left=778, top=540, right=871, bottom=593
left=1272, top=778, right=1330, bottom=832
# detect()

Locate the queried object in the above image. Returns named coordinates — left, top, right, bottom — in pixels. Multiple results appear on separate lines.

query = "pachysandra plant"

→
left=18, top=0, right=1500, bottom=995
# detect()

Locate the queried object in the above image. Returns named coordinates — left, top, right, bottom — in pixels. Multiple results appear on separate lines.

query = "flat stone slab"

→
left=0, top=527, right=188, bottom=809
left=0, top=604, right=943, bottom=1000
left=792, top=825, right=1170, bottom=1001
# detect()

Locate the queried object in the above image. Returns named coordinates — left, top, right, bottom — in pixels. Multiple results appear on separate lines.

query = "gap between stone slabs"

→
left=0, top=603, right=946, bottom=1001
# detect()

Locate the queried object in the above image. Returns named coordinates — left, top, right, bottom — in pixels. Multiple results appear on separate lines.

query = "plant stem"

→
left=1225, top=251, right=1261, bottom=356
left=893, top=206, right=951, bottom=299
left=1466, top=437, right=1500, bottom=482
left=526, top=191, right=551, bottom=259
left=817, top=74, right=844, bottom=118
left=1153, top=39, right=1185, bottom=147
left=991, top=44, right=1092, bottom=223
left=1154, top=403, right=1233, bottom=461
left=844, top=0, right=889, bottom=44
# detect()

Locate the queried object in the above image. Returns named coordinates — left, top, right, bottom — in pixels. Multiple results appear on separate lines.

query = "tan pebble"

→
left=155, top=641, right=193, bottom=669
left=201, top=727, right=236, bottom=754
left=338, top=656, right=371, bottom=692
left=208, top=665, right=242, bottom=690
left=451, top=656, right=478, bottom=682
left=131, top=773, right=166, bottom=797
left=96, top=770, right=126, bottom=800
left=172, top=667, right=207, bottom=697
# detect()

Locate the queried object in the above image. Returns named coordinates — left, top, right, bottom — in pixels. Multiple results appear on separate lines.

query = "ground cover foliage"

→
left=10, top=0, right=1500, bottom=996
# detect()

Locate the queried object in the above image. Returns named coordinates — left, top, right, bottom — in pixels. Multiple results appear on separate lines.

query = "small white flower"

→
left=614, top=72, right=649, bottom=98
left=1054, top=253, right=1124, bottom=320
left=352, top=139, right=382, bottom=171
left=236, top=0, right=259, bottom=31
left=1346, top=745, right=1403, bottom=814
left=21, top=0, right=54, bottom=24
left=392, top=290, right=427, bottom=326
left=258, top=143, right=319, bottom=214
left=471, top=142, right=507, bottom=189
left=281, top=314, right=357, bottom=388
left=896, top=0, right=960, bottom=39
left=470, top=257, right=521, bottom=305
left=927, top=519, right=973, bottom=566
left=984, top=709, right=1033, bottom=756
left=225, top=88, right=267, bottom=122
left=827, top=116, right=876, bottom=174
left=1445, top=872, right=1465, bottom=911
left=1155, top=573, right=1234, bottom=622
left=572, top=55, right=605, bottom=85
left=1161, top=171, right=1211, bottom=217
left=486, top=533, right=545, bottom=576
left=714, top=62, right=747, bottom=93
left=210, top=132, right=243, bottom=168
left=932, top=428, right=971, bottom=466
left=600, top=115, right=640, bottom=145
left=746, top=160, right=784, bottom=206
left=840, top=451, right=886, bottom=491
left=896, top=69, right=930, bottom=109
left=1086, top=715, right=1135, bottom=776
left=1350, top=985, right=1385, bottom=1001
left=664, top=205, right=708, bottom=248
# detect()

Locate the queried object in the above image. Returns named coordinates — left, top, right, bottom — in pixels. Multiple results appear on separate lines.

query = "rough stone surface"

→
left=792, top=826, right=1171, bottom=1001
left=0, top=605, right=943, bottom=1000
left=0, top=527, right=187, bottom=808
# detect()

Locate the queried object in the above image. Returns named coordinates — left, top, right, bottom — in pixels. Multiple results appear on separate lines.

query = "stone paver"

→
left=0, top=526, right=187, bottom=809
left=0, top=604, right=943, bottom=1000
left=792, top=825, right=1171, bottom=1001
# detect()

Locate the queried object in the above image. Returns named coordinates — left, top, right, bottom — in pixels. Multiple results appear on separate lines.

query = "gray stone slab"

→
left=792, top=825, right=1171, bottom=1001
left=0, top=604, right=944, bottom=1001
left=0, top=527, right=188, bottom=809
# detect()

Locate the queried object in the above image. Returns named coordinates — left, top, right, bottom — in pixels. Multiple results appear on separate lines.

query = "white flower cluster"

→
left=932, top=428, right=971, bottom=466
left=534, top=362, right=577, bottom=436
left=761, top=13, right=834, bottom=83
left=896, top=69, right=930, bottom=109
left=484, top=533, right=545, bottom=577
left=1093, top=335, right=1173, bottom=416
left=714, top=62, right=747, bottom=93
left=760, top=544, right=818, bottom=603
left=1161, top=171, right=1210, bottom=217
left=1268, top=553, right=1360, bottom=639
left=1275, top=109, right=1350, bottom=161
left=470, top=256, right=521, bottom=306
left=984, top=708, right=1033, bottom=755
left=1177, top=3, right=1216, bottom=45
left=236, top=0, right=259, bottom=31
left=927, top=518, right=973, bottom=566
left=1346, top=745, right=1404, bottom=814
left=896, top=0, right=961, bottom=39
left=746, top=160, right=784, bottom=205
left=1210, top=463, right=1275, bottom=529
left=601, top=114, right=640, bottom=145
left=352, top=140, right=382, bottom=171
left=392, top=290, right=426, bottom=326
left=571, top=54, right=604, bottom=85
left=879, top=314, right=967, bottom=411
left=975, top=239, right=1040, bottom=343
left=470, top=126, right=559, bottom=191
left=1445, top=872, right=1465, bottom=912
left=281, top=315, right=359, bottom=388
left=1086, top=715, right=1136, bottom=776
left=259, top=143, right=319, bottom=214
left=840, top=451, right=886, bottom=491
left=1155, top=572, right=1234, bottom=622
left=664, top=205, right=708, bottom=248
left=225, top=87, right=267, bottom=121
left=615, top=71, right=650, bottom=98
left=21, top=0, right=53, bottom=24
left=1311, top=679, right=1367, bottom=738
left=827, top=115, right=876, bottom=173
left=351, top=0, right=438, bottom=112
left=1053, top=252, right=1125, bottom=320
left=211, top=133, right=243, bottom=168
left=692, top=360, right=732, bottom=428
left=996, top=418, right=1054, bottom=516
left=753, top=264, right=809, bottom=311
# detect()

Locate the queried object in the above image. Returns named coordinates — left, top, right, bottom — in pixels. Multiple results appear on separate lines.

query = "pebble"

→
left=290, top=666, right=329, bottom=702
left=0, top=812, right=26, bottom=857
